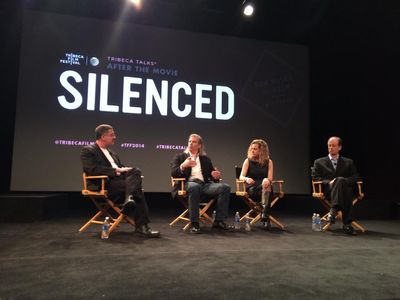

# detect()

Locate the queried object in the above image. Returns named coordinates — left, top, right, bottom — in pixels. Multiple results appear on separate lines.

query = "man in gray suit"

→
left=81, top=124, right=160, bottom=237
left=312, top=136, right=359, bottom=234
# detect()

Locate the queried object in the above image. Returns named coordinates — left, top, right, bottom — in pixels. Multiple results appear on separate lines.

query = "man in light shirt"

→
left=171, top=133, right=231, bottom=233
left=312, top=136, right=360, bottom=235
left=81, top=124, right=160, bottom=237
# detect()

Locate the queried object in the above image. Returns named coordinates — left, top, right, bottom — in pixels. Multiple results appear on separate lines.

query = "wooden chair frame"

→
left=79, top=173, right=135, bottom=235
left=169, top=177, right=215, bottom=231
left=235, top=177, right=285, bottom=230
left=312, top=180, right=365, bottom=232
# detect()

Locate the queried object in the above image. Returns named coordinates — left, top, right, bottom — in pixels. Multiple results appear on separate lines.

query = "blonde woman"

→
left=239, top=139, right=273, bottom=228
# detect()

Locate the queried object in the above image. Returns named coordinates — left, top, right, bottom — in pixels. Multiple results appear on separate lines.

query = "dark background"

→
left=1, top=0, right=399, bottom=212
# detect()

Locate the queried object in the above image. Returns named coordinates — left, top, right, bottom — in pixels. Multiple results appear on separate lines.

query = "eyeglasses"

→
left=103, top=133, right=116, bottom=137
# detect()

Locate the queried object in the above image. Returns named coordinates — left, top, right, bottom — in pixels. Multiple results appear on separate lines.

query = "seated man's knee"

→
left=335, top=176, right=347, bottom=185
left=187, top=182, right=202, bottom=193
left=220, top=183, right=231, bottom=194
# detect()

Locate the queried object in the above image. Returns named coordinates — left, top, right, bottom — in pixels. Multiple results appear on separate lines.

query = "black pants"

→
left=107, top=168, right=150, bottom=226
left=325, top=177, right=354, bottom=225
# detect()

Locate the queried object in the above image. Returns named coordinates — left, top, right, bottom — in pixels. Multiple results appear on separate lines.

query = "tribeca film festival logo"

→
left=59, top=52, right=99, bottom=67
left=59, top=52, right=159, bottom=70
left=59, top=52, right=177, bottom=78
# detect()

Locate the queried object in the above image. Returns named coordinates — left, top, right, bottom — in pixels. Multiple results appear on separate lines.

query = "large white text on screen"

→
left=57, top=71, right=235, bottom=120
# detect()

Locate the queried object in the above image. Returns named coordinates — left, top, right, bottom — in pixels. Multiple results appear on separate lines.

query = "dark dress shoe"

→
left=212, top=220, right=232, bottom=230
left=189, top=222, right=201, bottom=234
left=327, top=213, right=336, bottom=224
left=136, top=224, right=160, bottom=238
left=261, top=212, right=271, bottom=230
left=343, top=224, right=356, bottom=235
left=262, top=219, right=271, bottom=230
left=121, top=196, right=136, bottom=214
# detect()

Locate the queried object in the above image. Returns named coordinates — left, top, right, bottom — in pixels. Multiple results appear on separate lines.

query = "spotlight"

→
left=242, top=1, right=254, bottom=17
left=129, top=0, right=142, bottom=9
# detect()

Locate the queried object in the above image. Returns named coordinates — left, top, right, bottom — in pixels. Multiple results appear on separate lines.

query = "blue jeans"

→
left=186, top=181, right=231, bottom=222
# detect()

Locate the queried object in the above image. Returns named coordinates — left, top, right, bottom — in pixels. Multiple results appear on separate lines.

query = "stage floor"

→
left=1, top=211, right=399, bottom=299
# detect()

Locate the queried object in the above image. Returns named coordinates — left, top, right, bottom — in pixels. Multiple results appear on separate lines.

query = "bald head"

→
left=327, top=136, right=342, bottom=157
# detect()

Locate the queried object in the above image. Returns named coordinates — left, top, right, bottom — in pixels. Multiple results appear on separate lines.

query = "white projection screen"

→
left=11, top=10, right=310, bottom=193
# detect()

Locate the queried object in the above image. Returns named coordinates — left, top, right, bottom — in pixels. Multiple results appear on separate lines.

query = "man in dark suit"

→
left=312, top=136, right=359, bottom=234
left=81, top=124, right=160, bottom=237
left=171, top=133, right=231, bottom=233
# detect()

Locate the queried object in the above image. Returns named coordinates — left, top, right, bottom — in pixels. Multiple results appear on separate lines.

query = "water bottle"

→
left=316, top=214, right=322, bottom=232
left=101, top=216, right=110, bottom=239
left=212, top=210, right=217, bottom=223
left=234, top=212, right=241, bottom=230
left=245, top=213, right=251, bottom=231
left=312, top=213, right=317, bottom=231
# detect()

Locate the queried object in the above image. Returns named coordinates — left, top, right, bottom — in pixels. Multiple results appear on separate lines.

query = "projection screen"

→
left=11, top=10, right=310, bottom=193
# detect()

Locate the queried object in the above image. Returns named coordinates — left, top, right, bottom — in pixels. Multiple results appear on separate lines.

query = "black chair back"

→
left=235, top=165, right=242, bottom=179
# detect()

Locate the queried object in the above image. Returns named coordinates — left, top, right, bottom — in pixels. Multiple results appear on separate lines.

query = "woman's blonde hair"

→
left=247, top=139, right=270, bottom=165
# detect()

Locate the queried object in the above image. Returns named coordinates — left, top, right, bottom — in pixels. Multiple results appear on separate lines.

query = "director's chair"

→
left=79, top=173, right=135, bottom=235
left=235, top=166, right=285, bottom=230
left=169, top=177, right=215, bottom=231
left=311, top=178, right=366, bottom=232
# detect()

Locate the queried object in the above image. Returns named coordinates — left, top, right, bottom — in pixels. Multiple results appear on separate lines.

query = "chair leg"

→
left=351, top=221, right=366, bottom=232
left=80, top=196, right=135, bottom=235
left=321, top=212, right=330, bottom=222
left=170, top=209, right=190, bottom=226
left=239, top=209, right=259, bottom=225
left=238, top=195, right=286, bottom=230
left=79, top=210, right=104, bottom=232
left=109, top=203, right=135, bottom=227
left=200, top=212, right=213, bottom=224
left=251, top=213, right=262, bottom=225
left=173, top=200, right=216, bottom=231
left=109, top=213, right=125, bottom=233
left=239, top=209, right=252, bottom=222
left=199, top=201, right=214, bottom=224
left=183, top=222, right=191, bottom=231
left=269, top=215, right=285, bottom=230
left=124, top=215, right=135, bottom=226
left=322, top=215, right=366, bottom=233
left=322, top=211, right=341, bottom=231
left=322, top=222, right=331, bottom=231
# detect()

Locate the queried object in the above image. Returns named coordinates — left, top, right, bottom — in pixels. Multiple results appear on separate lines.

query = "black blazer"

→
left=81, top=143, right=124, bottom=190
left=312, top=156, right=359, bottom=190
left=170, top=152, right=217, bottom=198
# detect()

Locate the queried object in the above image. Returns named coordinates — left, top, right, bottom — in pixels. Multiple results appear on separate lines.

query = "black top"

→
left=247, top=159, right=269, bottom=187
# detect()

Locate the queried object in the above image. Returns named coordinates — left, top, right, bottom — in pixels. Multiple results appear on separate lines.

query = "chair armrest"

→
left=354, top=181, right=364, bottom=203
left=235, top=179, right=247, bottom=196
left=82, top=173, right=109, bottom=195
left=272, top=180, right=284, bottom=198
left=236, top=179, right=285, bottom=197
left=84, top=175, right=108, bottom=180
left=311, top=180, right=324, bottom=198
left=171, top=177, right=186, bottom=196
